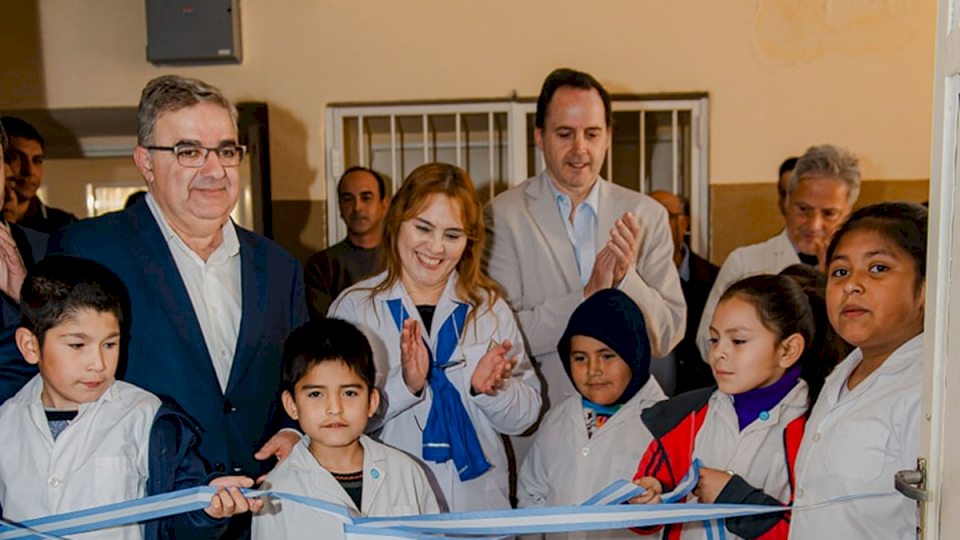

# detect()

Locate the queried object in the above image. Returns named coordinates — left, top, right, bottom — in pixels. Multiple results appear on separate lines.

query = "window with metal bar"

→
left=327, top=97, right=708, bottom=254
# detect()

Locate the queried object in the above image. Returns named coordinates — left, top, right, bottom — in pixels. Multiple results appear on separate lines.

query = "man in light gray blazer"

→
left=484, top=68, right=685, bottom=421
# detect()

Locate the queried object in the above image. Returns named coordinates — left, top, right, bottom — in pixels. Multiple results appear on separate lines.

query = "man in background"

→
left=696, top=144, right=860, bottom=359
left=0, top=119, right=48, bottom=402
left=0, top=121, right=47, bottom=329
left=777, top=156, right=799, bottom=217
left=0, top=117, right=78, bottom=233
left=304, top=166, right=388, bottom=318
left=649, top=190, right=717, bottom=394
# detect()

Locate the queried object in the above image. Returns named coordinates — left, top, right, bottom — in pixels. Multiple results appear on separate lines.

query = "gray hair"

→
left=137, top=75, right=238, bottom=145
left=788, top=144, right=861, bottom=205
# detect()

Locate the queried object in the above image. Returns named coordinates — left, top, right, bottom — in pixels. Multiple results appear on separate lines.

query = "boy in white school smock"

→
left=0, top=256, right=259, bottom=540
left=253, top=318, right=439, bottom=539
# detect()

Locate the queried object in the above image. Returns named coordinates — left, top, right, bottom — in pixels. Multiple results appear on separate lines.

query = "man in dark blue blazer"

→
left=48, top=199, right=307, bottom=474
left=44, top=76, right=308, bottom=538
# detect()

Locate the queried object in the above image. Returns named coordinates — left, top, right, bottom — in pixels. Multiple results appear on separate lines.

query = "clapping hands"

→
left=400, top=319, right=430, bottom=395
left=585, top=211, right=641, bottom=298
left=470, top=340, right=517, bottom=396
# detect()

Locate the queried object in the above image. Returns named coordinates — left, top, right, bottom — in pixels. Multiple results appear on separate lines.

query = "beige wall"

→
left=0, top=0, right=937, bottom=258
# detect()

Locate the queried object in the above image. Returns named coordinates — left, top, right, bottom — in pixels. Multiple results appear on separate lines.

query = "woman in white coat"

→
left=330, top=162, right=542, bottom=512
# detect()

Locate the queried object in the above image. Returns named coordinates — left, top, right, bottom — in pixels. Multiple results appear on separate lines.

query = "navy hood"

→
left=558, top=289, right=652, bottom=405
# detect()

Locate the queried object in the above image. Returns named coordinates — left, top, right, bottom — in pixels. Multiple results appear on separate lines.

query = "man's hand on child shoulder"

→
left=204, top=475, right=264, bottom=518
left=254, top=429, right=302, bottom=483
left=629, top=476, right=663, bottom=504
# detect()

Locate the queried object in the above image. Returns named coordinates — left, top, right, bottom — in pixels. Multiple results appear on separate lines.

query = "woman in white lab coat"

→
left=330, top=162, right=542, bottom=512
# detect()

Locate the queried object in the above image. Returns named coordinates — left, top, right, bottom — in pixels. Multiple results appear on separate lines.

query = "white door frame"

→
left=921, top=0, right=960, bottom=536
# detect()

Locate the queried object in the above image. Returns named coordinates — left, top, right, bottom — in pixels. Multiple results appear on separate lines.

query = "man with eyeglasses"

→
left=42, top=75, right=308, bottom=539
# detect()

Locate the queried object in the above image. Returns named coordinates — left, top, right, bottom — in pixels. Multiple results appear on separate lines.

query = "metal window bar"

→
left=422, top=114, right=429, bottom=164
left=358, top=115, right=365, bottom=167
left=488, top=112, right=495, bottom=200
left=390, top=115, right=398, bottom=194
left=455, top=113, right=462, bottom=167
left=671, top=109, right=679, bottom=194
left=639, top=110, right=647, bottom=193
left=327, top=98, right=707, bottom=254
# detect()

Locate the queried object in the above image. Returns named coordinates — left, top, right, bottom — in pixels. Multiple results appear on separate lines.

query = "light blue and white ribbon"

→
left=0, top=487, right=217, bottom=540
left=0, top=460, right=903, bottom=540
left=580, top=456, right=701, bottom=506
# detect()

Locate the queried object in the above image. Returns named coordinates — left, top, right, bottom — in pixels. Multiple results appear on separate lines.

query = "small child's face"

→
left=281, top=361, right=379, bottom=457
left=569, top=335, right=632, bottom=406
left=17, top=308, right=121, bottom=411
left=708, top=297, right=792, bottom=395
left=826, top=228, right=925, bottom=355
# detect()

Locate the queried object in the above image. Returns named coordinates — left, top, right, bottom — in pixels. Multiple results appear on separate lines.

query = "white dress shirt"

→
left=145, top=193, right=242, bottom=391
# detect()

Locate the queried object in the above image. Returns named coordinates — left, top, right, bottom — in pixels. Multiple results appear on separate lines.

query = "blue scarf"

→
left=387, top=298, right=491, bottom=481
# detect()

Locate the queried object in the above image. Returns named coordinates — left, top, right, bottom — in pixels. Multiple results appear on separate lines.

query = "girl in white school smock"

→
left=330, top=163, right=542, bottom=512
left=789, top=202, right=927, bottom=540
left=632, top=273, right=830, bottom=540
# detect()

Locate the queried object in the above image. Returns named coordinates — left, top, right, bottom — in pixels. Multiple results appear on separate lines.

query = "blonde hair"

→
left=373, top=163, right=501, bottom=324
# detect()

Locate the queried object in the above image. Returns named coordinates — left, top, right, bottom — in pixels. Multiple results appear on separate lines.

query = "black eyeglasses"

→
left=144, top=143, right=247, bottom=168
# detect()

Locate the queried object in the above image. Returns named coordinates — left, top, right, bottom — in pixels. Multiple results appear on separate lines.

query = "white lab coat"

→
left=0, top=376, right=159, bottom=540
left=253, top=435, right=440, bottom=539
left=677, top=383, right=808, bottom=540
left=789, top=334, right=922, bottom=540
left=517, top=377, right=667, bottom=540
left=329, top=272, right=542, bottom=512
left=696, top=230, right=801, bottom=360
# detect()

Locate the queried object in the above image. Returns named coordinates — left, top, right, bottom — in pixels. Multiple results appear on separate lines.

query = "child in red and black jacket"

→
left=631, top=273, right=830, bottom=540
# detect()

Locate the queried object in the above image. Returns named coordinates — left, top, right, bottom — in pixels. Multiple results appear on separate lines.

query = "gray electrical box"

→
left=145, top=0, right=242, bottom=65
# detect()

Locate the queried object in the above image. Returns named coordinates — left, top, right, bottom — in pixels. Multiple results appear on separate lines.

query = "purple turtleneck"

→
left=732, top=364, right=802, bottom=431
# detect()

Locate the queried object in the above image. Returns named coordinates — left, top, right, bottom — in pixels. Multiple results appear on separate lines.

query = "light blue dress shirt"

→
left=678, top=244, right=691, bottom=283
left=547, top=179, right=600, bottom=287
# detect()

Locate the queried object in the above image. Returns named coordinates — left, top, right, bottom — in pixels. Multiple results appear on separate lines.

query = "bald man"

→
left=649, top=191, right=718, bottom=394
